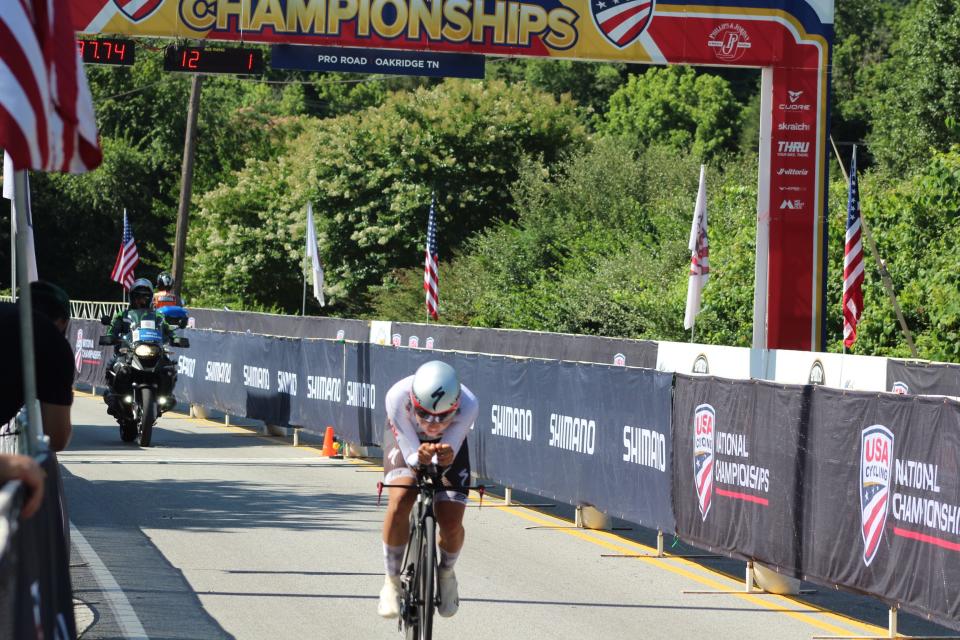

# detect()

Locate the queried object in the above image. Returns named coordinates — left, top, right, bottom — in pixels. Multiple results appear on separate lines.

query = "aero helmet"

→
left=410, top=360, right=461, bottom=416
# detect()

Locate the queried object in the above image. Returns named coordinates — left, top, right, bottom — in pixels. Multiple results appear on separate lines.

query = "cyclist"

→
left=378, top=360, right=478, bottom=620
left=152, top=271, right=182, bottom=309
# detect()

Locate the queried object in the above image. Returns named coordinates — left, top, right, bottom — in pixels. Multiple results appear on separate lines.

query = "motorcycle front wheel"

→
left=138, top=387, right=157, bottom=447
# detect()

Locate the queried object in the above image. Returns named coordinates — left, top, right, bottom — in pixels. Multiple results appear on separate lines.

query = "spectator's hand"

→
left=417, top=442, right=437, bottom=466
left=0, top=454, right=46, bottom=519
left=435, top=444, right=454, bottom=467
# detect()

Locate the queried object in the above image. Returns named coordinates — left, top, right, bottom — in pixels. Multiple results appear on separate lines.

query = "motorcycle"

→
left=99, top=310, right=190, bottom=447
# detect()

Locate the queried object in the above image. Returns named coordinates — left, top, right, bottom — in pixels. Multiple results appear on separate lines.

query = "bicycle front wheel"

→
left=418, top=514, right=436, bottom=640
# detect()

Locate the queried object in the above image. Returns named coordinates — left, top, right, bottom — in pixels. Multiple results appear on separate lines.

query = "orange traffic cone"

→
left=321, top=426, right=338, bottom=457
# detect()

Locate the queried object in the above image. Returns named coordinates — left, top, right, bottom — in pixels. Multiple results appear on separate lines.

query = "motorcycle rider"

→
left=103, top=278, right=177, bottom=418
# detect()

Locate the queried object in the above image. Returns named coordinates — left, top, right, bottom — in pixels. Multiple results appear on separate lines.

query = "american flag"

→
left=110, top=211, right=138, bottom=291
left=424, top=195, right=439, bottom=320
left=843, top=146, right=864, bottom=348
left=0, top=0, right=102, bottom=173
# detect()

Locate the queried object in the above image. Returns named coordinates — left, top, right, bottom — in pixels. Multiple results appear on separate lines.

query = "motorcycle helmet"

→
left=129, top=278, right=154, bottom=309
left=156, top=271, right=174, bottom=291
left=409, top=360, right=461, bottom=419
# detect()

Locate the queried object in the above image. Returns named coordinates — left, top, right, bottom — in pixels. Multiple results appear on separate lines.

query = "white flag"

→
left=305, top=202, right=325, bottom=307
left=4, top=151, right=39, bottom=282
left=684, top=164, right=709, bottom=331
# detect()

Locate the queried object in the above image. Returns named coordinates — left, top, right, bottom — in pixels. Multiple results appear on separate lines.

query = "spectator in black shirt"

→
left=1, top=281, right=75, bottom=450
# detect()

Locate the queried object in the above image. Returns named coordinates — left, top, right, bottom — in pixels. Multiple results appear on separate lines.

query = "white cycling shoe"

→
left=437, top=568, right=459, bottom=618
left=378, top=575, right=401, bottom=618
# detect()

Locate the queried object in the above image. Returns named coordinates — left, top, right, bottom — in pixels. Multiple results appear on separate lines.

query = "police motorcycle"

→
left=99, top=309, right=189, bottom=446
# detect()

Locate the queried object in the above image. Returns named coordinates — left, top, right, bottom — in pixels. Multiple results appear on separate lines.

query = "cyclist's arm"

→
left=438, top=386, right=479, bottom=459
left=385, top=377, right=423, bottom=468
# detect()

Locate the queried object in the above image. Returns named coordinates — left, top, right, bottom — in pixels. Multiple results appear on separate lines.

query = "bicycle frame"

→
left=378, top=465, right=484, bottom=640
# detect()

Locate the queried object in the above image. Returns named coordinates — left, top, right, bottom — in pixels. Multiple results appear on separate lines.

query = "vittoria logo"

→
left=694, top=404, right=716, bottom=520
left=777, top=167, right=808, bottom=176
left=114, top=0, right=164, bottom=23
left=336, top=329, right=345, bottom=340
left=590, top=0, right=655, bottom=50
left=860, top=425, right=894, bottom=566
left=707, top=23, right=751, bottom=62
left=891, top=381, right=909, bottom=395
left=693, top=354, right=709, bottom=374
left=425, top=337, right=435, bottom=349
left=391, top=333, right=401, bottom=347
left=613, top=353, right=626, bottom=366
left=408, top=335, right=419, bottom=348
left=809, top=360, right=825, bottom=385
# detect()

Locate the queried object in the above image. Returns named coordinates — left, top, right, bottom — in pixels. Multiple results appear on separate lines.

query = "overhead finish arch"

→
left=73, top=0, right=834, bottom=351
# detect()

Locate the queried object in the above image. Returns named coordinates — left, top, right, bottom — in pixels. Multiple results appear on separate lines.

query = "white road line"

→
left=70, top=523, right=149, bottom=640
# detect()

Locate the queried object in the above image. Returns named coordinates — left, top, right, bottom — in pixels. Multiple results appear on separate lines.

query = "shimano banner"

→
left=803, top=388, right=960, bottom=631
left=885, top=360, right=960, bottom=397
left=672, top=375, right=804, bottom=572
left=390, top=322, right=658, bottom=367
left=291, top=340, right=349, bottom=436
left=467, top=357, right=675, bottom=532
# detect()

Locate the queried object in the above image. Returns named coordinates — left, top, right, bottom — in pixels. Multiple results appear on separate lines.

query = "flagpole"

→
left=14, top=170, right=42, bottom=454
left=302, top=253, right=307, bottom=316
left=830, top=137, right=917, bottom=358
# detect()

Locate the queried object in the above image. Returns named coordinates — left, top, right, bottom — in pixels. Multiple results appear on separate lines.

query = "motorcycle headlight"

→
left=134, top=344, right=161, bottom=358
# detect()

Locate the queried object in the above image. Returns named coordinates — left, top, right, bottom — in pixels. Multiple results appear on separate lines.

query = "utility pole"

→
left=171, top=73, right=203, bottom=299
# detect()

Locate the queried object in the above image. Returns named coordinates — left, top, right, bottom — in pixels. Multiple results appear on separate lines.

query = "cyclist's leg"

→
left=379, top=424, right=416, bottom=618
left=434, top=442, right=470, bottom=617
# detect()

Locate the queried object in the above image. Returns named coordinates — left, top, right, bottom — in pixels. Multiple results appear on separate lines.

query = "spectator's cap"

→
left=30, top=280, right=71, bottom=322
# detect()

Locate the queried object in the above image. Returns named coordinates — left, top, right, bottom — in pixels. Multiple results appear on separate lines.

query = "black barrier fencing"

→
left=67, top=323, right=960, bottom=630
left=886, top=359, right=960, bottom=397
left=673, top=374, right=960, bottom=631
left=184, top=307, right=659, bottom=368
left=0, top=454, right=78, bottom=639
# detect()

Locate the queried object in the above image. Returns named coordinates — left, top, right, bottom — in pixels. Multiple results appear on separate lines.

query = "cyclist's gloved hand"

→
left=435, top=444, right=454, bottom=467
left=417, top=442, right=437, bottom=466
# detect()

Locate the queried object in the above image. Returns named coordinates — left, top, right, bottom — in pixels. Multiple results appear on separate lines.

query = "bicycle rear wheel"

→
left=418, top=514, right=436, bottom=640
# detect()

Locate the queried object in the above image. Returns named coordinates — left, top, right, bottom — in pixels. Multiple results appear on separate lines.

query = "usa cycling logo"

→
left=113, top=0, right=164, bottom=23
left=590, top=0, right=655, bottom=49
left=694, top=404, right=716, bottom=520
left=74, top=329, right=84, bottom=372
left=891, top=381, right=909, bottom=395
left=391, top=333, right=401, bottom=347
left=860, top=425, right=894, bottom=566
left=613, top=353, right=626, bottom=366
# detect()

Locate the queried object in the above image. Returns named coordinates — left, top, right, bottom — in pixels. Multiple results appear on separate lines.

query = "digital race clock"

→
left=77, top=38, right=135, bottom=66
left=163, top=46, right=264, bottom=75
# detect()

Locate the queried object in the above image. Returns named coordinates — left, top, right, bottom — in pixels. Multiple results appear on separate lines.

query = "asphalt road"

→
left=59, top=393, right=947, bottom=639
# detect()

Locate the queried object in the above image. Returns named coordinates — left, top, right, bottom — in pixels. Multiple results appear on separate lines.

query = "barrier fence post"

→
left=888, top=605, right=897, bottom=638
left=504, top=487, right=512, bottom=506
left=293, top=428, right=300, bottom=447
left=745, top=561, right=755, bottom=592
left=656, top=530, right=664, bottom=557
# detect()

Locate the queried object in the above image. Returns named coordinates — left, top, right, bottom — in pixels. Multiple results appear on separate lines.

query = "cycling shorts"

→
left=382, top=421, right=471, bottom=505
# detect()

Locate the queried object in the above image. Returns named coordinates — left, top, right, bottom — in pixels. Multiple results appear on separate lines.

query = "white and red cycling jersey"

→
left=384, top=374, right=478, bottom=468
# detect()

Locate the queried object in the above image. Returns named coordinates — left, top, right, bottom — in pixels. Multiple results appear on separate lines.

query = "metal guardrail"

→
left=0, top=295, right=124, bottom=320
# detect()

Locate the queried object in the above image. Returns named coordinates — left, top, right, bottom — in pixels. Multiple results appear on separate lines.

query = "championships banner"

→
left=803, top=388, right=960, bottom=629
left=672, top=374, right=804, bottom=570
left=67, top=318, right=111, bottom=388
left=72, top=0, right=835, bottom=351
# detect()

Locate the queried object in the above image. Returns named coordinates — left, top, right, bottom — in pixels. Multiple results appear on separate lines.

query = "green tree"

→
left=598, top=66, right=741, bottom=160
left=185, top=79, right=586, bottom=313
left=868, top=0, right=960, bottom=172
